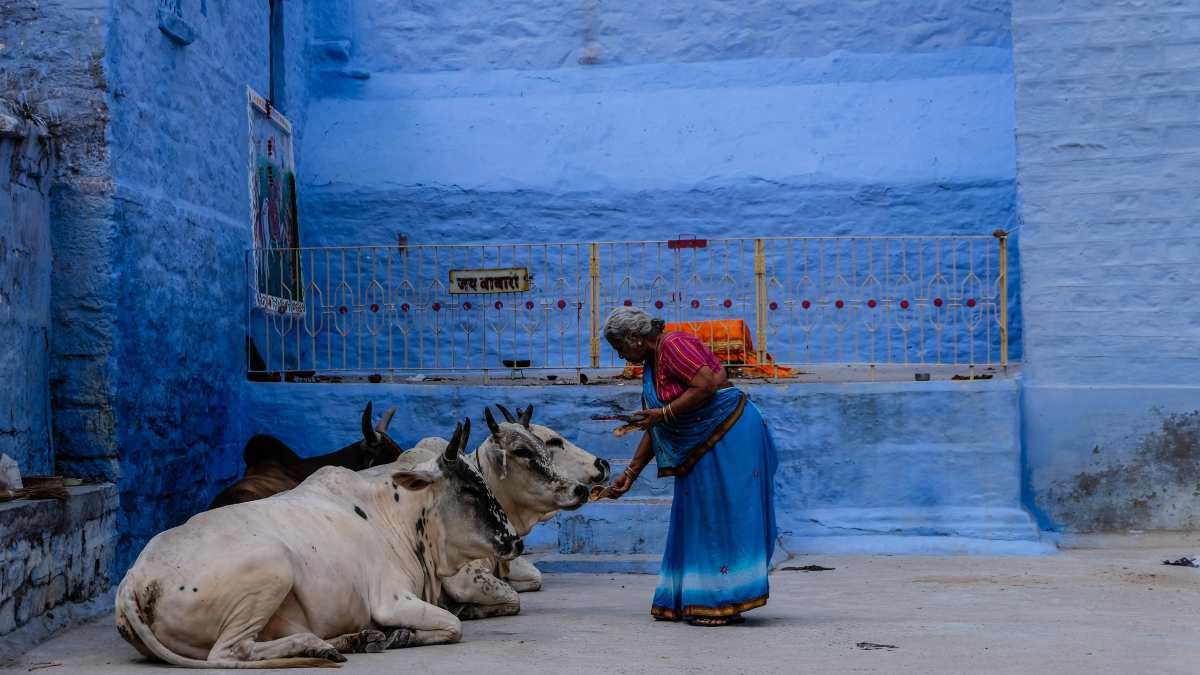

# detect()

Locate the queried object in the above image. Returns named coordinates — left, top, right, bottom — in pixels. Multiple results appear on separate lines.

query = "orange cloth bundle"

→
left=622, top=319, right=795, bottom=379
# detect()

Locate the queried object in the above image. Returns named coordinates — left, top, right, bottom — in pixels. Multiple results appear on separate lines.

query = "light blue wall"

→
left=1012, top=1, right=1200, bottom=530
left=301, top=1, right=1017, bottom=246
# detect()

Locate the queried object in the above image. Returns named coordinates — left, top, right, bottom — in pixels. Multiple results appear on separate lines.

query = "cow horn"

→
left=484, top=407, right=502, bottom=437
left=519, top=405, right=534, bottom=429
left=495, top=404, right=516, bottom=424
left=362, top=401, right=380, bottom=445
left=444, top=422, right=463, bottom=463
left=375, top=407, right=398, bottom=435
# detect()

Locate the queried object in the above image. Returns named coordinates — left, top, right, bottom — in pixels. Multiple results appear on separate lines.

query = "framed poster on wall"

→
left=247, top=86, right=304, bottom=316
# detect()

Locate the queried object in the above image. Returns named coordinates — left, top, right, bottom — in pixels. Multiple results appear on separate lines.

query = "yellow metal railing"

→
left=246, top=234, right=1012, bottom=379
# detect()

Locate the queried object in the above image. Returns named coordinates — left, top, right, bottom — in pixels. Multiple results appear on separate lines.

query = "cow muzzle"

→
left=593, top=457, right=611, bottom=483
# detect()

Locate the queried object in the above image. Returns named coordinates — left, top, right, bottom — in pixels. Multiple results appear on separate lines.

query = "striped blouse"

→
left=653, top=332, right=724, bottom=402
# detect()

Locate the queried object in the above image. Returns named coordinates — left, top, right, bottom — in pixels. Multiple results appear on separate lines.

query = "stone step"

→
left=531, top=553, right=661, bottom=575
left=555, top=498, right=673, bottom=555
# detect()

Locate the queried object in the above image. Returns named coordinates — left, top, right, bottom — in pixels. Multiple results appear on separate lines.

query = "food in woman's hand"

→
left=613, top=423, right=639, bottom=437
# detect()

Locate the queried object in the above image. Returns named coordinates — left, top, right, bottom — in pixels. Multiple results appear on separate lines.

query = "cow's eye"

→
left=512, top=447, right=533, bottom=459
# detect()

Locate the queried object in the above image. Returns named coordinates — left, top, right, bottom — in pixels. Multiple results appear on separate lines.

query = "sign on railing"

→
left=246, top=234, right=1012, bottom=380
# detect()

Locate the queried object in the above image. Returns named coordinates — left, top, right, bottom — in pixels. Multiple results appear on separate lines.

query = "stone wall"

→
left=0, top=0, right=117, bottom=482
left=0, top=485, right=118, bottom=664
left=0, top=113, right=54, bottom=476
left=1012, top=1, right=1200, bottom=530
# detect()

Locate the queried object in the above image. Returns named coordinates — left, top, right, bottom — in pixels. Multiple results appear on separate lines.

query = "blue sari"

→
left=644, top=362, right=779, bottom=621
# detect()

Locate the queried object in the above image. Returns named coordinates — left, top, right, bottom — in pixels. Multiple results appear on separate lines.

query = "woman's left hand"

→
left=632, top=408, right=665, bottom=430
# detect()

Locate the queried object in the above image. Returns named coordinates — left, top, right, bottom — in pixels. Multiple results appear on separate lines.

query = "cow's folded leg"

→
left=328, top=629, right=389, bottom=654
left=441, top=564, right=520, bottom=620
left=212, top=634, right=346, bottom=664
left=372, top=597, right=463, bottom=647
left=504, top=556, right=543, bottom=593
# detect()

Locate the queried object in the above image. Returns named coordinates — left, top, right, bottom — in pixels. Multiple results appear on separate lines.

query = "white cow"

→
left=407, top=404, right=610, bottom=619
left=115, top=420, right=521, bottom=668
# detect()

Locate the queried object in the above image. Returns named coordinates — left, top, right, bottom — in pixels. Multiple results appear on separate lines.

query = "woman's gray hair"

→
left=603, top=306, right=666, bottom=346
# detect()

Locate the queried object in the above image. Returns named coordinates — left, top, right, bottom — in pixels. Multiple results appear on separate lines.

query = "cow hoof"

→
left=385, top=628, right=414, bottom=649
left=315, top=647, right=348, bottom=663
left=362, top=630, right=389, bottom=653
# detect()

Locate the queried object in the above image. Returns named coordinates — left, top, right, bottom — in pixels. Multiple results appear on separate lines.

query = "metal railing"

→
left=246, top=233, right=1011, bottom=381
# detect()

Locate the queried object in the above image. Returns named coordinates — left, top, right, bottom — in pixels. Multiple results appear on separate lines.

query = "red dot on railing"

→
left=557, top=299, right=567, bottom=310
left=654, top=300, right=664, bottom=310
left=690, top=299, right=700, bottom=309
left=494, top=301, right=504, bottom=310
left=967, top=298, right=977, bottom=308
left=835, top=300, right=845, bottom=309
left=525, top=300, right=535, bottom=310
left=934, top=297, right=944, bottom=308
left=401, top=303, right=410, bottom=312
left=370, top=303, right=379, bottom=313
left=338, top=306, right=348, bottom=315
left=432, top=302, right=441, bottom=312
left=623, top=299, right=633, bottom=307
left=769, top=301, right=779, bottom=311
left=723, top=299, right=732, bottom=308
left=802, top=300, right=811, bottom=310
left=867, top=299, right=877, bottom=308
left=463, top=301, right=472, bottom=310
left=900, top=300, right=910, bottom=309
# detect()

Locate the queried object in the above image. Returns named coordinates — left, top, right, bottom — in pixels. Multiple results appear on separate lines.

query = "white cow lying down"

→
left=407, top=404, right=610, bottom=619
left=115, top=420, right=521, bottom=668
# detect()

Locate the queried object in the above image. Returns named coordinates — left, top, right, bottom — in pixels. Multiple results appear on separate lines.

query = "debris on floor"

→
left=1162, top=556, right=1199, bottom=567
left=856, top=642, right=898, bottom=650
left=781, top=564, right=836, bottom=572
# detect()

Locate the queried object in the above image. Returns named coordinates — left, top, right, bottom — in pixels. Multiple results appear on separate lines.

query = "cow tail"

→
left=115, top=577, right=338, bottom=669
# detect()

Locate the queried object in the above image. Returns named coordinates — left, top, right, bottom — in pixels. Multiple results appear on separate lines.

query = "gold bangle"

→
left=663, top=404, right=673, bottom=421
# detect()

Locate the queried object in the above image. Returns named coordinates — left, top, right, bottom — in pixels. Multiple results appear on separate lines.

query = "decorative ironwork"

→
left=246, top=234, right=1011, bottom=379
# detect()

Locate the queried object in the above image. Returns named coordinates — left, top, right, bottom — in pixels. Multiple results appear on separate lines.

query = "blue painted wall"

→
left=99, top=0, right=314, bottom=572
left=0, top=121, right=54, bottom=476
left=301, top=1, right=1017, bottom=247
left=1012, top=0, right=1200, bottom=530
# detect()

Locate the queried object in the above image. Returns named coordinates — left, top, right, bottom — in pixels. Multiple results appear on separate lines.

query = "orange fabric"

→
left=622, top=319, right=795, bottom=379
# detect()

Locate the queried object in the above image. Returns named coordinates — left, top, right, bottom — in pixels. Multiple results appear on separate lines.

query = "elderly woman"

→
left=603, top=306, right=778, bottom=626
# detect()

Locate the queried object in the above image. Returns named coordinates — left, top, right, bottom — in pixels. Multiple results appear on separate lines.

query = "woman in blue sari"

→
left=602, top=307, right=778, bottom=626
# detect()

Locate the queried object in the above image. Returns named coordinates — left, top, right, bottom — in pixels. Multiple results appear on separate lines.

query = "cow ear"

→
left=519, top=405, right=533, bottom=429
left=495, top=404, right=516, bottom=424
left=375, top=407, right=398, bottom=435
left=392, top=468, right=440, bottom=491
left=362, top=401, right=380, bottom=445
left=484, top=407, right=502, bottom=437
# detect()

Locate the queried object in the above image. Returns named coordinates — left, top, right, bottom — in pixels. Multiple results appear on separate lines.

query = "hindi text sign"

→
left=449, top=268, right=530, bottom=294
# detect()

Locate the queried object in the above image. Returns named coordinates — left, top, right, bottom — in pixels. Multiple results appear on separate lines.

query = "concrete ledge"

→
left=0, top=484, right=118, bottom=664
left=780, top=534, right=1056, bottom=557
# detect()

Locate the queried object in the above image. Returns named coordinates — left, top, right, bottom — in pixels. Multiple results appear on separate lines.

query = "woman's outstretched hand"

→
left=604, top=472, right=635, bottom=500
left=632, top=408, right=665, bottom=430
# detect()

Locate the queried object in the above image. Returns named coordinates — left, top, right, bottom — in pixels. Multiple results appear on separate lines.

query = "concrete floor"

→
left=5, top=535, right=1199, bottom=675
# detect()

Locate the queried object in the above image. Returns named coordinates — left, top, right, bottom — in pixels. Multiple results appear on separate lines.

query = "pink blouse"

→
left=653, top=332, right=724, bottom=402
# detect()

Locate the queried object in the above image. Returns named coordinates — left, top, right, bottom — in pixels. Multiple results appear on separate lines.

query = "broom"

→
left=0, top=475, right=71, bottom=502
left=0, top=486, right=70, bottom=502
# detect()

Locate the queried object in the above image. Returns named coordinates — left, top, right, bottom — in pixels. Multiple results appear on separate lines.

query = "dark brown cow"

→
left=208, top=401, right=403, bottom=509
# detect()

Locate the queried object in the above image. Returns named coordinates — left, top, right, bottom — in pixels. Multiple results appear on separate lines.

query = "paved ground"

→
left=5, top=535, right=1200, bottom=674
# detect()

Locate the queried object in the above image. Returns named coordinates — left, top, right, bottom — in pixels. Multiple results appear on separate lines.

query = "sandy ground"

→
left=5, top=536, right=1199, bottom=675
